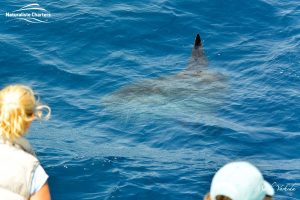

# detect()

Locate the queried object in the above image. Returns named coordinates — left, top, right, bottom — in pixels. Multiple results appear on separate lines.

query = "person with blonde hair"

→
left=0, top=84, right=51, bottom=200
left=204, top=161, right=275, bottom=200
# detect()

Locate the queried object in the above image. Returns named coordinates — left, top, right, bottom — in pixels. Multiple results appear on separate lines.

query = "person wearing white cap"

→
left=204, top=161, right=275, bottom=200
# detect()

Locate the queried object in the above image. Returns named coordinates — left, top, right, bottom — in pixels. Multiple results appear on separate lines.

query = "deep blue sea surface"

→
left=0, top=0, right=299, bottom=199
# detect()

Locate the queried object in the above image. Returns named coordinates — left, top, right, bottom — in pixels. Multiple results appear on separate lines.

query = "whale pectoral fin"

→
left=194, top=33, right=202, bottom=49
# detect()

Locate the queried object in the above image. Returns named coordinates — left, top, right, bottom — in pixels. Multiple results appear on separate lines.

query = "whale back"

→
left=101, top=33, right=227, bottom=121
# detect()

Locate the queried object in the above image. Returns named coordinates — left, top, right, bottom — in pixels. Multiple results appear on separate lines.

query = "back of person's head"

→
left=204, top=161, right=274, bottom=200
left=204, top=194, right=231, bottom=200
left=0, top=84, right=51, bottom=141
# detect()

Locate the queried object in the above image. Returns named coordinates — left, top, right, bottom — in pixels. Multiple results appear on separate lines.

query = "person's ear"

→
left=204, top=193, right=210, bottom=200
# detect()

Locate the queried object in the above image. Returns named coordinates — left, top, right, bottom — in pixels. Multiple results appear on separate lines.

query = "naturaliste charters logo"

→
left=5, top=3, right=52, bottom=23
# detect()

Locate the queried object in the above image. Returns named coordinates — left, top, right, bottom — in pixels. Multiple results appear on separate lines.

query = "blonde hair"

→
left=0, top=84, right=51, bottom=141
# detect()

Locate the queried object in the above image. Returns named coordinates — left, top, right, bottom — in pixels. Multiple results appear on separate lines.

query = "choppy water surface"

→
left=0, top=0, right=299, bottom=199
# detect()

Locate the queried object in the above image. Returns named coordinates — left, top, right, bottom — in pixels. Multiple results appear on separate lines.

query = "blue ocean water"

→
left=0, top=0, right=299, bottom=199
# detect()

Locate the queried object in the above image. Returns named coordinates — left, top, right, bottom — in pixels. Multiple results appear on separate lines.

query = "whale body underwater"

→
left=101, top=34, right=228, bottom=122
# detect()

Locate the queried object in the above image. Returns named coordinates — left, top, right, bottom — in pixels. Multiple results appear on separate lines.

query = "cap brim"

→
left=263, top=181, right=275, bottom=196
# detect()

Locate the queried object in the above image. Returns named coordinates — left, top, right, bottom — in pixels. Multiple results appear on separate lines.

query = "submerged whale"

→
left=101, top=34, right=227, bottom=122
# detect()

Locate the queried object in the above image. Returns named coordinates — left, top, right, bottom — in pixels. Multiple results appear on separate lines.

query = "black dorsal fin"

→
left=194, top=34, right=202, bottom=49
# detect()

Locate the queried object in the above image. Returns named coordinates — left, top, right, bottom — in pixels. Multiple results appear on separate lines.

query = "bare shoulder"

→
left=29, top=182, right=51, bottom=200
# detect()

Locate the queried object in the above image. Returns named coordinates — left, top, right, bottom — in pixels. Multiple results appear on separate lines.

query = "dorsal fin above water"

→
left=194, top=33, right=202, bottom=49
left=177, top=33, right=208, bottom=76
left=191, top=33, right=206, bottom=61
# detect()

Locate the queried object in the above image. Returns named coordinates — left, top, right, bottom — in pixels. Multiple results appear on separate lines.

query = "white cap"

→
left=210, top=161, right=274, bottom=200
